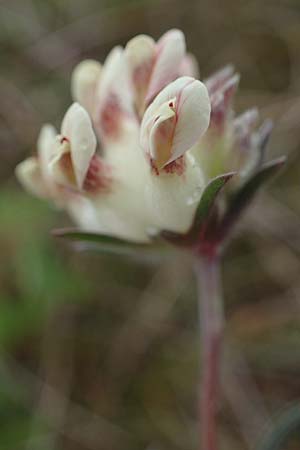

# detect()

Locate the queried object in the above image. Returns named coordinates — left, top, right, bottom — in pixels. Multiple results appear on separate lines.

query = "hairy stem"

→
left=194, top=252, right=224, bottom=450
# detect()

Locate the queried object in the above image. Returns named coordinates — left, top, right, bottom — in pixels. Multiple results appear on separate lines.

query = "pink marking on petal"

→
left=209, top=77, right=238, bottom=133
left=209, top=96, right=226, bottom=132
left=220, top=75, right=239, bottom=108
left=99, top=93, right=122, bottom=138
left=233, top=109, right=259, bottom=152
left=133, top=60, right=153, bottom=89
left=83, top=154, right=112, bottom=193
left=149, top=157, right=159, bottom=175
left=149, top=155, right=186, bottom=176
left=163, top=155, right=186, bottom=175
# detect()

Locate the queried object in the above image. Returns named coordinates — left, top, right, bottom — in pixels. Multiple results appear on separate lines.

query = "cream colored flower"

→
left=140, top=76, right=211, bottom=169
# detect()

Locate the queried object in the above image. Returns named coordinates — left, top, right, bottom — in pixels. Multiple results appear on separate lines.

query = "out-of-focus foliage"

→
left=1, top=0, right=300, bottom=449
left=0, top=188, right=91, bottom=346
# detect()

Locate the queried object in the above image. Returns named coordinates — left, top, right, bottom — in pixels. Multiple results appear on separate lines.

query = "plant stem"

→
left=194, top=251, right=224, bottom=450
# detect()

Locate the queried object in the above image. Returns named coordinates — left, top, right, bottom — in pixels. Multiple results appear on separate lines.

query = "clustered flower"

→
left=16, top=29, right=279, bottom=245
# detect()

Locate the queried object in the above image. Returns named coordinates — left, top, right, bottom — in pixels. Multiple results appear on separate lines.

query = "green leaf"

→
left=52, top=228, right=163, bottom=256
left=191, top=172, right=235, bottom=233
left=220, top=157, right=286, bottom=239
left=158, top=173, right=234, bottom=247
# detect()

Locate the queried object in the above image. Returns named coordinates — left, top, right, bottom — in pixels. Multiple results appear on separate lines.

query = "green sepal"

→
left=190, top=172, right=235, bottom=234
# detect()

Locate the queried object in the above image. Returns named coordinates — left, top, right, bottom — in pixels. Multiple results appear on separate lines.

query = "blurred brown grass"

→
left=1, top=0, right=300, bottom=449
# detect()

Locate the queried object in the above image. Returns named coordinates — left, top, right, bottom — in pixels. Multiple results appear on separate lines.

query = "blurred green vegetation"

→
left=0, top=187, right=91, bottom=347
left=2, top=0, right=300, bottom=449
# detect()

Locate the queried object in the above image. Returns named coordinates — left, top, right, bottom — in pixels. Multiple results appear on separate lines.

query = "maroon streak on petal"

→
left=149, top=157, right=159, bottom=175
left=163, top=156, right=186, bottom=175
left=149, top=155, right=186, bottom=176
left=83, top=154, right=112, bottom=193
left=98, top=93, right=123, bottom=138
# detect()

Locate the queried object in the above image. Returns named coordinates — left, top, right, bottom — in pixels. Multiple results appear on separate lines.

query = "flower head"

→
left=16, top=29, right=284, bottom=249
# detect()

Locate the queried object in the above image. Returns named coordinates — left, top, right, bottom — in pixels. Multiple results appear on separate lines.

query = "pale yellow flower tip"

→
left=15, top=157, right=47, bottom=199
left=71, top=60, right=102, bottom=115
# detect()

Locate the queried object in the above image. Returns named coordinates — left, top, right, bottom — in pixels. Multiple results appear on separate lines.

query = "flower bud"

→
left=94, top=47, right=137, bottom=142
left=71, top=59, right=102, bottom=115
left=125, top=35, right=156, bottom=114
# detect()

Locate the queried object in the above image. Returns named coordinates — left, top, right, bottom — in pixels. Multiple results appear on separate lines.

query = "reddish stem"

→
left=194, top=251, right=224, bottom=450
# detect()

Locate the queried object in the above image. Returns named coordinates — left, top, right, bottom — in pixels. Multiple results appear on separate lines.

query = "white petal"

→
left=98, top=46, right=133, bottom=115
left=71, top=59, right=102, bottom=115
left=142, top=76, right=193, bottom=133
left=145, top=153, right=205, bottom=233
left=170, top=79, right=211, bottom=163
left=125, top=34, right=155, bottom=79
left=95, top=46, right=137, bottom=140
left=67, top=196, right=107, bottom=232
left=141, top=77, right=191, bottom=153
left=125, top=34, right=155, bottom=112
left=148, top=99, right=176, bottom=167
left=141, top=77, right=210, bottom=165
left=98, top=131, right=153, bottom=241
left=98, top=46, right=123, bottom=96
left=37, top=124, right=57, bottom=181
left=15, top=157, right=48, bottom=199
left=146, top=29, right=186, bottom=104
left=61, top=103, right=97, bottom=189
left=179, top=53, right=199, bottom=78
left=68, top=180, right=151, bottom=242
left=92, top=197, right=151, bottom=242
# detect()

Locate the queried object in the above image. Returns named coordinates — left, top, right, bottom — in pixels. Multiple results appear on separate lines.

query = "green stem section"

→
left=194, top=252, right=224, bottom=450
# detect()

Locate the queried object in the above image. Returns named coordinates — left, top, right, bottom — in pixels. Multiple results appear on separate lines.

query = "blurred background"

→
left=1, top=0, right=300, bottom=449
